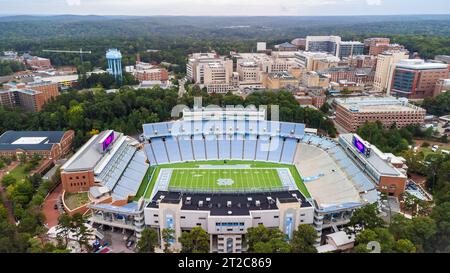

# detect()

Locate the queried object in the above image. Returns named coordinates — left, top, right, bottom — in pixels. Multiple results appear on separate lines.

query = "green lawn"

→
left=64, top=192, right=89, bottom=210
left=8, top=164, right=28, bottom=182
left=169, top=168, right=282, bottom=191
left=135, top=160, right=310, bottom=200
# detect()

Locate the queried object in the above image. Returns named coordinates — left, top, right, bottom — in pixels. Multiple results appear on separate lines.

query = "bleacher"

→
left=280, top=138, right=297, bottom=164
left=192, top=138, right=206, bottom=160
left=267, top=136, right=283, bottom=163
left=231, top=137, right=244, bottom=160
left=243, top=135, right=257, bottom=160
left=218, top=137, right=231, bottom=159
left=98, top=141, right=135, bottom=191
left=205, top=137, right=219, bottom=160
left=255, top=136, right=270, bottom=161
left=178, top=137, right=194, bottom=161
left=165, top=137, right=182, bottom=163
left=112, top=150, right=149, bottom=200
left=151, top=138, right=169, bottom=164
left=144, top=144, right=157, bottom=165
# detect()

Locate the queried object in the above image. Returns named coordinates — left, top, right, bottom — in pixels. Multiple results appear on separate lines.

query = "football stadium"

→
left=60, top=108, right=408, bottom=253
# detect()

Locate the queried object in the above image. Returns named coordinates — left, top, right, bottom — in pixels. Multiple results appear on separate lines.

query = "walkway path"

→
left=42, top=183, right=63, bottom=228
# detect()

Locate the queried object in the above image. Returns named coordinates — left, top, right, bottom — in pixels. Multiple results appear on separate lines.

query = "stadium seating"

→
left=243, top=135, right=257, bottom=160
left=165, top=137, right=182, bottom=163
left=231, top=137, right=244, bottom=160
left=178, top=137, right=194, bottom=161
left=255, top=136, right=270, bottom=161
left=192, top=138, right=206, bottom=160
left=280, top=138, right=297, bottom=164
left=205, top=137, right=219, bottom=160
left=267, top=136, right=283, bottom=162
left=218, top=137, right=231, bottom=159
left=151, top=138, right=169, bottom=164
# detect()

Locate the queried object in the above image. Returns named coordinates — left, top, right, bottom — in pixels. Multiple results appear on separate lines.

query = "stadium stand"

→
left=205, top=137, right=219, bottom=160
left=280, top=138, right=297, bottom=164
left=165, top=137, right=182, bottom=163
left=178, top=137, right=194, bottom=161
left=150, top=138, right=169, bottom=164
left=267, top=136, right=283, bottom=162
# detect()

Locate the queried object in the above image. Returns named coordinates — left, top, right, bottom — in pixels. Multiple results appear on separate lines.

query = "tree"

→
left=254, top=237, right=291, bottom=253
left=179, top=227, right=210, bottom=253
left=162, top=228, right=175, bottom=253
left=245, top=224, right=290, bottom=253
left=408, top=217, right=437, bottom=252
left=394, top=239, right=416, bottom=253
left=291, top=224, right=318, bottom=253
left=1, top=174, right=16, bottom=187
left=354, top=228, right=395, bottom=253
left=137, top=228, right=158, bottom=253
left=56, top=214, right=73, bottom=249
left=346, top=204, right=384, bottom=233
left=71, top=213, right=93, bottom=253
left=389, top=214, right=412, bottom=240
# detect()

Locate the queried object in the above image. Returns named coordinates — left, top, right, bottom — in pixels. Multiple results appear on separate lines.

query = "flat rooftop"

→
left=0, top=130, right=66, bottom=151
left=340, top=134, right=404, bottom=177
left=61, top=131, right=121, bottom=172
left=148, top=190, right=311, bottom=216
left=335, top=96, right=425, bottom=113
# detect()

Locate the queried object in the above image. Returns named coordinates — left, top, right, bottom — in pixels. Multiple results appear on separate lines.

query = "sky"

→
left=0, top=0, right=449, bottom=16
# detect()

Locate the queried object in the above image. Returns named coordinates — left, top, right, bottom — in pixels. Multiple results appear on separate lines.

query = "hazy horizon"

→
left=0, top=0, right=448, bottom=16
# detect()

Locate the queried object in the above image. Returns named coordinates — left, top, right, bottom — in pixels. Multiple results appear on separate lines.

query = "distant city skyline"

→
left=0, top=0, right=449, bottom=16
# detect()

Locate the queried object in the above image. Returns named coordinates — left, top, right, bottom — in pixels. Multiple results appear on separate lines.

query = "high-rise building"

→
left=389, top=59, right=449, bottom=99
left=305, top=36, right=341, bottom=57
left=106, top=49, right=123, bottom=82
left=373, top=51, right=409, bottom=93
left=186, top=52, right=224, bottom=84
left=338, top=41, right=364, bottom=58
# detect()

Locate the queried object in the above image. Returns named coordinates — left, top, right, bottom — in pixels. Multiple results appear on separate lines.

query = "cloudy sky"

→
left=0, top=0, right=449, bottom=16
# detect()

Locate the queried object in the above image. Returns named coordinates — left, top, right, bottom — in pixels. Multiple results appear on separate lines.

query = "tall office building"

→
left=338, top=41, right=364, bottom=58
left=389, top=59, right=449, bottom=99
left=373, top=51, right=409, bottom=94
left=106, top=49, right=123, bottom=82
left=305, top=36, right=341, bottom=57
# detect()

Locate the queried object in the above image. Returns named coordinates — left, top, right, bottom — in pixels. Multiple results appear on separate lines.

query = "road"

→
left=42, top=183, right=63, bottom=228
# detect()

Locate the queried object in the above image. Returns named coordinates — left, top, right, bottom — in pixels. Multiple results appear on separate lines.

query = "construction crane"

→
left=42, top=48, right=92, bottom=63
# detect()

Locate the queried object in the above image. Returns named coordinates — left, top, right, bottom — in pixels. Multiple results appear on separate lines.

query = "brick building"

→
left=389, top=59, right=449, bottom=99
left=334, top=96, right=426, bottom=132
left=0, top=130, right=74, bottom=161
left=0, top=80, right=59, bottom=112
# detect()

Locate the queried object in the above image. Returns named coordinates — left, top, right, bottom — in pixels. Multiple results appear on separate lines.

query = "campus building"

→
left=373, top=51, right=409, bottom=93
left=338, top=41, right=364, bottom=58
left=389, top=59, right=449, bottom=99
left=334, top=96, right=426, bottom=132
left=305, top=36, right=342, bottom=57
left=0, top=80, right=59, bottom=112
left=0, top=130, right=74, bottom=161
left=294, top=51, right=340, bottom=72
left=60, top=130, right=148, bottom=195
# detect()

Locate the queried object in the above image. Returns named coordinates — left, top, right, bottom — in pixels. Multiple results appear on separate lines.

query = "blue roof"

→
left=0, top=131, right=66, bottom=151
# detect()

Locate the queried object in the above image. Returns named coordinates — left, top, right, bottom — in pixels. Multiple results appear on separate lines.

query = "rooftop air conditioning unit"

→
left=227, top=201, right=232, bottom=207
left=255, top=200, right=261, bottom=207
left=198, top=201, right=203, bottom=207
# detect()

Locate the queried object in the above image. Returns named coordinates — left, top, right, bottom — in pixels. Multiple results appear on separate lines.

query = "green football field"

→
left=168, top=168, right=282, bottom=191
left=134, top=160, right=311, bottom=200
